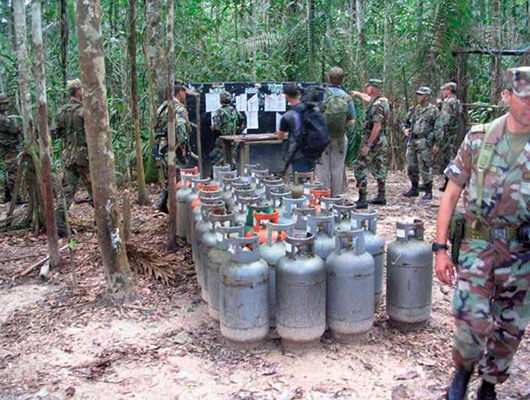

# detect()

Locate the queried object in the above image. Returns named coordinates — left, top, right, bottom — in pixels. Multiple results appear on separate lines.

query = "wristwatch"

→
left=432, top=242, right=449, bottom=252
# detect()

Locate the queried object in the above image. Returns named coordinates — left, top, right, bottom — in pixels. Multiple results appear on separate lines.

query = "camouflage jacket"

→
left=0, top=111, right=22, bottom=148
left=54, top=98, right=88, bottom=167
left=155, top=98, right=190, bottom=152
left=441, top=95, right=461, bottom=134
left=212, top=105, right=245, bottom=136
left=446, top=114, right=530, bottom=226
left=404, top=103, right=442, bottom=147
left=363, top=96, right=390, bottom=144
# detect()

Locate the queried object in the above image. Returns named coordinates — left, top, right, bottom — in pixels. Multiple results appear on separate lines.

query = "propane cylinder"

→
left=270, top=189, right=291, bottom=219
left=326, top=228, right=375, bottom=342
left=309, top=188, right=332, bottom=214
left=259, top=221, right=294, bottom=327
left=220, top=234, right=269, bottom=346
left=351, top=211, right=386, bottom=305
left=191, top=191, right=222, bottom=259
left=307, top=215, right=336, bottom=260
left=265, top=181, right=286, bottom=202
left=232, top=180, right=252, bottom=193
left=185, top=177, right=214, bottom=243
left=176, top=172, right=199, bottom=239
left=243, top=163, right=260, bottom=177
left=246, top=210, right=282, bottom=244
left=252, top=169, right=270, bottom=198
left=212, top=164, right=231, bottom=183
left=193, top=201, right=225, bottom=296
left=320, top=196, right=343, bottom=215
left=331, top=203, right=356, bottom=231
left=218, top=171, right=239, bottom=211
left=290, top=171, right=315, bottom=198
left=303, top=181, right=324, bottom=199
left=207, top=223, right=244, bottom=321
left=292, top=207, right=316, bottom=237
left=276, top=234, right=326, bottom=348
left=386, top=220, right=433, bottom=328
left=176, top=167, right=199, bottom=191
left=282, top=197, right=309, bottom=224
left=199, top=213, right=234, bottom=304
left=234, top=193, right=260, bottom=227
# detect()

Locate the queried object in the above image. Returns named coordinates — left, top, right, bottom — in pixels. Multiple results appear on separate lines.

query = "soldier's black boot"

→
left=356, top=190, right=368, bottom=209
left=3, top=186, right=12, bottom=203
left=421, top=182, right=433, bottom=201
left=439, top=177, right=449, bottom=192
left=157, top=188, right=169, bottom=214
left=369, top=181, right=386, bottom=205
left=418, top=183, right=428, bottom=192
left=446, top=367, right=472, bottom=400
left=56, top=210, right=69, bottom=238
left=403, top=182, right=419, bottom=197
left=476, top=381, right=497, bottom=400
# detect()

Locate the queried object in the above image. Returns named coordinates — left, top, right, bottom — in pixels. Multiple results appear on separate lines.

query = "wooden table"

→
left=220, top=133, right=287, bottom=175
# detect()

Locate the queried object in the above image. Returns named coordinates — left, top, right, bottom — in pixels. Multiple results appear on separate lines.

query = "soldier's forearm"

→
left=436, top=180, right=462, bottom=244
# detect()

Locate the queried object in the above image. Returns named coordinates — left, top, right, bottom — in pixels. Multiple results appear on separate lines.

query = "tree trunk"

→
left=166, top=0, right=177, bottom=250
left=75, top=0, right=133, bottom=303
left=356, top=0, right=367, bottom=85
left=490, top=0, right=503, bottom=104
left=143, top=0, right=165, bottom=184
left=128, top=0, right=150, bottom=206
left=13, top=0, right=34, bottom=147
left=59, top=0, right=69, bottom=90
left=31, top=0, right=61, bottom=268
left=307, top=0, right=316, bottom=81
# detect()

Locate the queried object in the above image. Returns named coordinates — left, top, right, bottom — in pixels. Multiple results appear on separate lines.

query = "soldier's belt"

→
left=464, top=223, right=518, bottom=241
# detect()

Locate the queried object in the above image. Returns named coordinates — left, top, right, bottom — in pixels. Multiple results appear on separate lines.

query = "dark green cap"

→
left=219, top=91, right=232, bottom=104
left=416, top=86, right=432, bottom=95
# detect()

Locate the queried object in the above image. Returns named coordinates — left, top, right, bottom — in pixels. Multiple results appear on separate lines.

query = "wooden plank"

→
left=452, top=46, right=530, bottom=56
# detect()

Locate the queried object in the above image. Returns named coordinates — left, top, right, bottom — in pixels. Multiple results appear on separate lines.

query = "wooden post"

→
left=194, top=92, right=203, bottom=177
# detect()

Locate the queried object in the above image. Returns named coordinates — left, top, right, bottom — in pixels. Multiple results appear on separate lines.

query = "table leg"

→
left=223, top=139, right=233, bottom=167
left=240, top=143, right=250, bottom=176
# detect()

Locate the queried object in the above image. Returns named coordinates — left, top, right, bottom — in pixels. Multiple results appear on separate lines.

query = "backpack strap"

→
left=474, top=115, right=507, bottom=221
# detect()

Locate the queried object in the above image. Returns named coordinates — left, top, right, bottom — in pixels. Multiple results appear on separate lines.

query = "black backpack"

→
left=298, top=87, right=330, bottom=158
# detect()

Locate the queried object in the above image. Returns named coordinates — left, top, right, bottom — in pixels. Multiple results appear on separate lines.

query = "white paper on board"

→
left=247, top=94, right=259, bottom=112
left=265, top=94, right=286, bottom=112
left=205, top=93, right=221, bottom=113
left=246, top=111, right=259, bottom=130
left=235, top=94, right=247, bottom=112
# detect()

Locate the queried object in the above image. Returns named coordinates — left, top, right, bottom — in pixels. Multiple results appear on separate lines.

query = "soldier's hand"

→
left=435, top=251, right=455, bottom=285
left=432, top=145, right=439, bottom=155
left=404, top=128, right=410, bottom=137
left=360, top=144, right=370, bottom=157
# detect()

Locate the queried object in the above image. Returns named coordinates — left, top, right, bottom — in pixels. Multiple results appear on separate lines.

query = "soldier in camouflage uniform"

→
left=402, top=86, right=442, bottom=201
left=438, top=82, right=462, bottom=191
left=52, top=79, right=91, bottom=237
left=153, top=82, right=191, bottom=213
left=351, top=79, right=390, bottom=208
left=434, top=67, right=530, bottom=400
left=210, top=91, right=245, bottom=168
left=0, top=93, right=21, bottom=203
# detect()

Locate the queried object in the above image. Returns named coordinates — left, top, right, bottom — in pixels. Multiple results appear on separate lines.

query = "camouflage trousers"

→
left=452, top=238, right=530, bottom=384
left=0, top=148, right=17, bottom=196
left=354, top=138, right=388, bottom=191
left=406, top=137, right=433, bottom=184
left=60, top=164, right=92, bottom=211
left=436, top=130, right=458, bottom=174
left=210, top=137, right=238, bottom=169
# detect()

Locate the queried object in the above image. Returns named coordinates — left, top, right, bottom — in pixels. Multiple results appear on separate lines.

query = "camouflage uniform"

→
left=155, top=98, right=191, bottom=180
left=354, top=95, right=390, bottom=199
left=404, top=103, right=442, bottom=185
left=0, top=98, right=22, bottom=202
left=210, top=104, right=244, bottom=167
left=53, top=97, right=92, bottom=223
left=445, top=114, right=530, bottom=385
left=438, top=94, right=462, bottom=172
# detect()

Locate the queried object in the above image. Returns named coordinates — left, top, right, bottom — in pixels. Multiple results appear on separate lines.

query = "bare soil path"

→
left=0, top=171, right=528, bottom=400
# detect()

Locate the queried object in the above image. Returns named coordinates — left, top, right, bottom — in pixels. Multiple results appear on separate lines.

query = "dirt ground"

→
left=0, top=170, right=528, bottom=400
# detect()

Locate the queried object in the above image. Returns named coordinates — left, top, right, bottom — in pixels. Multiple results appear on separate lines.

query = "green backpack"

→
left=220, top=107, right=241, bottom=135
left=321, top=89, right=351, bottom=138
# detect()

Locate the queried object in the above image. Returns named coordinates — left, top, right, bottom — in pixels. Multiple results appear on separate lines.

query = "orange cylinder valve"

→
left=246, top=210, right=282, bottom=244
left=192, top=184, right=219, bottom=209
left=177, top=167, right=199, bottom=190
left=310, top=188, right=331, bottom=214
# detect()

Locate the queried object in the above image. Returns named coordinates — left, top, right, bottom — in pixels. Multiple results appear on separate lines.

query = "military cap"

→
left=0, top=93, right=8, bottom=104
left=507, top=66, right=530, bottom=97
left=367, top=79, right=384, bottom=88
left=416, top=86, right=432, bottom=95
left=440, top=82, right=457, bottom=91
left=66, top=79, right=82, bottom=92
left=219, top=91, right=232, bottom=104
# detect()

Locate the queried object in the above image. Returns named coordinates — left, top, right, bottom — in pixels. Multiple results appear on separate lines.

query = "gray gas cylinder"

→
left=386, top=220, right=433, bottom=328
left=218, top=171, right=239, bottom=211
left=190, top=190, right=222, bottom=252
left=185, top=177, right=212, bottom=243
left=234, top=194, right=261, bottom=227
left=212, top=164, right=231, bottom=183
left=176, top=172, right=199, bottom=238
left=292, top=207, right=316, bottom=237
left=243, top=163, right=260, bottom=177
left=220, top=234, right=269, bottom=346
left=265, top=182, right=286, bottom=202
left=307, top=215, right=336, bottom=260
left=289, top=171, right=315, bottom=198
left=199, top=213, right=233, bottom=304
left=326, top=228, right=375, bottom=342
left=259, top=221, right=294, bottom=327
left=331, top=203, right=356, bottom=231
left=352, top=211, right=386, bottom=305
left=320, top=196, right=343, bottom=215
left=269, top=189, right=291, bottom=221
left=276, top=234, right=326, bottom=348
left=193, top=201, right=225, bottom=298
left=207, top=223, right=244, bottom=322
left=252, top=168, right=270, bottom=198
left=281, top=197, right=308, bottom=224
